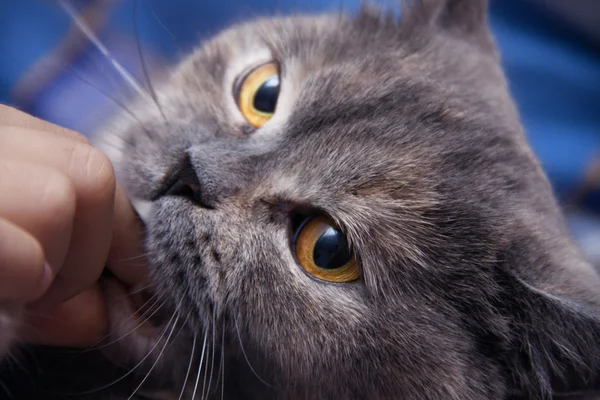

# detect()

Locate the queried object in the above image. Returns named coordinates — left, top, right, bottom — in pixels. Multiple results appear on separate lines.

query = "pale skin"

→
left=0, top=104, right=147, bottom=347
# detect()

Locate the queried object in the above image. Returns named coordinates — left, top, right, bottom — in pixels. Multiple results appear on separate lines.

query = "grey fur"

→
left=3, top=1, right=600, bottom=399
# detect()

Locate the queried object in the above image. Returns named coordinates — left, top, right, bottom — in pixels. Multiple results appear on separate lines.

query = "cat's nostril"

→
left=165, top=176, right=202, bottom=202
left=161, top=157, right=212, bottom=208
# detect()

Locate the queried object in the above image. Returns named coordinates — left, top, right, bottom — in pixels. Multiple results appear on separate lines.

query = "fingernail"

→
left=37, top=261, right=53, bottom=294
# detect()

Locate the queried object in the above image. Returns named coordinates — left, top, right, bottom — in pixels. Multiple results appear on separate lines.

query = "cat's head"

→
left=97, top=1, right=600, bottom=398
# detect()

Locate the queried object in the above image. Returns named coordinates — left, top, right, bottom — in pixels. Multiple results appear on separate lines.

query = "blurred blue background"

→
left=0, top=0, right=598, bottom=262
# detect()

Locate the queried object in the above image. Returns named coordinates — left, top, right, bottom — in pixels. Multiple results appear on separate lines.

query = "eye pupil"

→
left=313, top=227, right=352, bottom=270
left=253, top=75, right=279, bottom=114
left=293, top=215, right=359, bottom=283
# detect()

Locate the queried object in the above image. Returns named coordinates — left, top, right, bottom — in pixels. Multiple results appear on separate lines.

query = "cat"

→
left=2, top=0, right=600, bottom=399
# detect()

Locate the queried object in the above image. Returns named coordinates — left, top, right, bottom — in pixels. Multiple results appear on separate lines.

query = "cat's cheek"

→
left=0, top=301, right=23, bottom=359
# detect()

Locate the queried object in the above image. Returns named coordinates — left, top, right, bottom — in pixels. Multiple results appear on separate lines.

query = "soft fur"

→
left=2, top=1, right=600, bottom=399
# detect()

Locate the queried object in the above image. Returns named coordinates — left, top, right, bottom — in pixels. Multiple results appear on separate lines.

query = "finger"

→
left=0, top=128, right=116, bottom=308
left=107, top=185, right=149, bottom=285
left=0, top=104, right=88, bottom=144
left=21, top=284, right=107, bottom=347
left=0, top=217, right=52, bottom=301
left=0, top=158, right=76, bottom=279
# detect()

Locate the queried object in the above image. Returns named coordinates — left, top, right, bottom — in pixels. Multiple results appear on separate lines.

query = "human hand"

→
left=0, top=104, right=147, bottom=348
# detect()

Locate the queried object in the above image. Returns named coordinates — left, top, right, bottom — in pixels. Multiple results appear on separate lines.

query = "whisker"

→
left=79, top=296, right=167, bottom=353
left=126, top=315, right=180, bottom=399
left=150, top=8, right=178, bottom=45
left=68, top=68, right=147, bottom=140
left=57, top=0, right=147, bottom=98
left=204, top=312, right=217, bottom=399
left=0, top=380, right=13, bottom=399
left=234, top=315, right=272, bottom=388
left=46, top=60, right=153, bottom=143
left=200, top=327, right=210, bottom=400
left=177, top=333, right=197, bottom=400
left=110, top=251, right=153, bottom=264
left=128, top=282, right=154, bottom=296
left=52, top=0, right=156, bottom=143
left=221, top=319, right=225, bottom=400
left=71, top=312, right=178, bottom=395
left=132, top=0, right=167, bottom=121
left=191, top=330, right=209, bottom=400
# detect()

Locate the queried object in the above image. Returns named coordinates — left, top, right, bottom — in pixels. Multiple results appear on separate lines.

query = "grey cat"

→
left=2, top=0, right=600, bottom=399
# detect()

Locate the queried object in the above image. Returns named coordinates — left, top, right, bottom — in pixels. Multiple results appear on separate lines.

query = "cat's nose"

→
left=161, top=157, right=214, bottom=208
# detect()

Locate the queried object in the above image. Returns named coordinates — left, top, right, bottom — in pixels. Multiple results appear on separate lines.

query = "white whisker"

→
left=234, top=315, right=272, bottom=388
left=200, top=328, right=210, bottom=400
left=191, top=330, right=209, bottom=400
left=57, top=0, right=147, bottom=98
left=126, top=315, right=180, bottom=399
left=221, top=319, right=225, bottom=400
left=72, top=312, right=178, bottom=395
left=132, top=0, right=167, bottom=121
left=204, top=312, right=217, bottom=399
left=178, top=334, right=197, bottom=400
left=80, top=296, right=167, bottom=353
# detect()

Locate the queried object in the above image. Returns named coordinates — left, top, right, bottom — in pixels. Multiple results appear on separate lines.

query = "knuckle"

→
left=40, top=172, right=77, bottom=222
left=74, top=144, right=116, bottom=200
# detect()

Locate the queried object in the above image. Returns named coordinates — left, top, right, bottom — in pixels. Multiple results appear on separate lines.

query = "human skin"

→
left=0, top=104, right=147, bottom=347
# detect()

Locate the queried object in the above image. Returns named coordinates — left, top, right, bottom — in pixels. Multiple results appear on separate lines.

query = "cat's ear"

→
left=418, top=0, right=488, bottom=34
left=504, top=272, right=600, bottom=396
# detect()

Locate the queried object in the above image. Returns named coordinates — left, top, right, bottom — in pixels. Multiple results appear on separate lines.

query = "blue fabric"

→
left=489, top=0, right=600, bottom=199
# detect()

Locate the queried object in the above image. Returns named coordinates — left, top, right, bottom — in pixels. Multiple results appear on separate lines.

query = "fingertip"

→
left=108, top=185, right=149, bottom=285
left=36, top=262, right=54, bottom=297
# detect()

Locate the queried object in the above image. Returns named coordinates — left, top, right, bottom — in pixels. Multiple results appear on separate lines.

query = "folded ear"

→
left=421, top=0, right=488, bottom=34
left=503, top=273, right=600, bottom=397
left=393, top=0, right=493, bottom=49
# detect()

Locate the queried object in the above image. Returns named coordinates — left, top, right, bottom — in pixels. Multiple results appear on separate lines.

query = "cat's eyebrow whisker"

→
left=191, top=330, right=209, bottom=400
left=49, top=0, right=155, bottom=143
left=57, top=0, right=147, bottom=99
left=178, top=333, right=197, bottom=400
left=234, top=315, right=272, bottom=388
left=126, top=315, right=180, bottom=400
left=132, top=0, right=167, bottom=122
left=150, top=8, right=178, bottom=46
left=50, top=63, right=147, bottom=143
left=23, top=55, right=152, bottom=145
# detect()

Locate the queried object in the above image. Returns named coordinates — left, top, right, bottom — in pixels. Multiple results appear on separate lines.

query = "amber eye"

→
left=235, top=62, right=280, bottom=128
left=293, top=216, right=359, bottom=283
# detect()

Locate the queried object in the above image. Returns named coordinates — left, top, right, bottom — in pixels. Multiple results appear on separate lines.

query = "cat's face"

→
left=97, top=1, right=600, bottom=399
